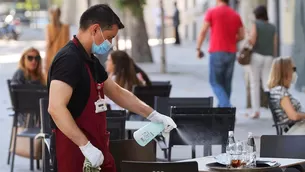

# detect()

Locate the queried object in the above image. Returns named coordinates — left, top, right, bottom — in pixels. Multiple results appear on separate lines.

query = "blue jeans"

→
left=209, top=52, right=236, bottom=107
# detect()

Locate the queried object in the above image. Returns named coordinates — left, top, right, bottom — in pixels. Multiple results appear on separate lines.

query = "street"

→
left=0, top=27, right=304, bottom=172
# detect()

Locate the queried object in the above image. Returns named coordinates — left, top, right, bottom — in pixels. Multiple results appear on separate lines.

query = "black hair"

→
left=221, top=0, right=229, bottom=4
left=79, top=4, right=124, bottom=30
left=253, top=5, right=268, bottom=21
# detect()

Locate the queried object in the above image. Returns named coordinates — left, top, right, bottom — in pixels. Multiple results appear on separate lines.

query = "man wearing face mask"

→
left=47, top=4, right=177, bottom=172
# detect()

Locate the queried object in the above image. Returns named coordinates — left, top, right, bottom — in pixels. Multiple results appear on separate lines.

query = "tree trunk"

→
left=129, top=11, right=153, bottom=63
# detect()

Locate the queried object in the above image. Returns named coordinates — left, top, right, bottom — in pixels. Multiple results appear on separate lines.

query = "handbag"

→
left=237, top=42, right=253, bottom=65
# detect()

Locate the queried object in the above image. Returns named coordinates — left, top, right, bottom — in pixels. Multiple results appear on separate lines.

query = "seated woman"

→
left=268, top=56, right=305, bottom=135
left=12, top=47, right=45, bottom=85
left=105, top=50, right=144, bottom=113
left=11, top=47, right=45, bottom=126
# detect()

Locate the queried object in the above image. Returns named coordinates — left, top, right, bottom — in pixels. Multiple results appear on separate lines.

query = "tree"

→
left=115, top=0, right=153, bottom=63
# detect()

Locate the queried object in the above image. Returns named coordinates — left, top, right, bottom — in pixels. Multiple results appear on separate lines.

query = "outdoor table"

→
left=180, top=156, right=305, bottom=172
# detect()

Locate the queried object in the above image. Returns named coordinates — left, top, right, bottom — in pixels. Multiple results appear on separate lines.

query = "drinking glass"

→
left=229, top=142, right=243, bottom=168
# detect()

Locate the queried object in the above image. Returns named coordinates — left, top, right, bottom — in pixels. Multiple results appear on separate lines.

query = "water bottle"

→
left=226, top=131, right=236, bottom=152
left=133, top=122, right=164, bottom=147
left=225, top=131, right=235, bottom=165
left=247, top=132, right=257, bottom=166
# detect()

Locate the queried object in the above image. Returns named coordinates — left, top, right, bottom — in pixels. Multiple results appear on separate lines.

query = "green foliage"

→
left=115, top=0, right=146, bottom=17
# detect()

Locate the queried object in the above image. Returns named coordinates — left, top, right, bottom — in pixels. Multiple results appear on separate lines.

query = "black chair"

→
left=154, top=96, right=213, bottom=159
left=106, top=110, right=127, bottom=140
left=261, top=135, right=305, bottom=172
left=168, top=107, right=236, bottom=161
left=36, top=98, right=57, bottom=172
left=266, top=92, right=296, bottom=135
left=132, top=85, right=172, bottom=109
left=109, top=139, right=156, bottom=172
left=151, top=81, right=171, bottom=86
left=154, top=97, right=214, bottom=116
left=8, top=83, right=48, bottom=172
left=121, top=161, right=198, bottom=172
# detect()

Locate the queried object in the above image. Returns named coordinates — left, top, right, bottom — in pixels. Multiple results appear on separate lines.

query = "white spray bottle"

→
left=133, top=122, right=164, bottom=147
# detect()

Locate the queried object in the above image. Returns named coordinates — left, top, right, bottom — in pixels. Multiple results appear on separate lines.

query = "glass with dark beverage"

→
left=229, top=141, right=243, bottom=168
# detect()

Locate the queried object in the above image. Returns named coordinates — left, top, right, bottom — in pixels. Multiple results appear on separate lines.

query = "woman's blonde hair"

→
left=267, top=56, right=293, bottom=89
left=19, top=47, right=45, bottom=85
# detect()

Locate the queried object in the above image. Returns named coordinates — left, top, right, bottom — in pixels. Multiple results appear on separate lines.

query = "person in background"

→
left=172, top=1, right=180, bottom=45
left=247, top=5, right=277, bottom=119
left=105, top=50, right=144, bottom=110
left=154, top=0, right=163, bottom=40
left=44, top=6, right=70, bottom=76
left=12, top=47, right=45, bottom=126
left=12, top=47, right=45, bottom=85
left=196, top=0, right=244, bottom=107
left=134, top=62, right=152, bottom=86
left=268, top=57, right=305, bottom=135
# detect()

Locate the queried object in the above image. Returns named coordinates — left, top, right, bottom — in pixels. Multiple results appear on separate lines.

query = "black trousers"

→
left=174, top=26, right=180, bottom=44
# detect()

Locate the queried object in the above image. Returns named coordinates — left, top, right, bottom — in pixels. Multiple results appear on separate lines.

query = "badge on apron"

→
left=95, top=83, right=107, bottom=113
left=95, top=98, right=107, bottom=113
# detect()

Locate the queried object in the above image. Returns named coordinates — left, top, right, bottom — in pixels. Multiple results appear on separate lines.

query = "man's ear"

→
left=90, top=24, right=99, bottom=36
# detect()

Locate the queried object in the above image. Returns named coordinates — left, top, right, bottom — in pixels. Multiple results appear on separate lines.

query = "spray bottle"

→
left=133, top=122, right=164, bottom=147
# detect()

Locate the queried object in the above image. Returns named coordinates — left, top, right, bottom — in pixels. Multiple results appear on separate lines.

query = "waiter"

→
left=47, top=4, right=177, bottom=172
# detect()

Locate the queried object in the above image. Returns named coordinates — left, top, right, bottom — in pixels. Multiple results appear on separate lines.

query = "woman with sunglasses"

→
left=268, top=57, right=305, bottom=135
left=12, top=47, right=45, bottom=85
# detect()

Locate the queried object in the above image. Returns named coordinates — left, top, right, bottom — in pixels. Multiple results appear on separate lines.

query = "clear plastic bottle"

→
left=225, top=131, right=236, bottom=165
left=247, top=132, right=256, bottom=166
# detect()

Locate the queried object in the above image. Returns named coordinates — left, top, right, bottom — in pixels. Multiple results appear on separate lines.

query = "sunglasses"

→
left=26, top=55, right=41, bottom=62
left=293, top=67, right=297, bottom=72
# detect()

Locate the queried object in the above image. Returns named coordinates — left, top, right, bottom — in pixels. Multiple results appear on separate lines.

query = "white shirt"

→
left=154, top=7, right=162, bottom=26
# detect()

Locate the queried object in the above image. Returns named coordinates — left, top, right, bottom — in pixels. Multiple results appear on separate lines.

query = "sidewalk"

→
left=1, top=34, right=305, bottom=171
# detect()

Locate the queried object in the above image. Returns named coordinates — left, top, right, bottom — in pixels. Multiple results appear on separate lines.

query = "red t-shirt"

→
left=205, top=5, right=243, bottom=53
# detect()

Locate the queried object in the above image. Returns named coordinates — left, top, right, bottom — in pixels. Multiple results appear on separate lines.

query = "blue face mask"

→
left=91, top=30, right=113, bottom=55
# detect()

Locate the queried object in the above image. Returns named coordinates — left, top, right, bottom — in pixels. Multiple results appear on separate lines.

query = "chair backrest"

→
left=7, top=80, right=14, bottom=106
left=121, top=161, right=198, bottom=172
left=266, top=91, right=293, bottom=135
left=109, top=139, right=156, bottom=172
left=154, top=97, right=213, bottom=116
left=39, top=98, right=52, bottom=135
left=151, top=81, right=171, bottom=86
left=132, top=85, right=172, bottom=108
left=106, top=110, right=126, bottom=140
left=260, top=135, right=305, bottom=159
left=169, top=107, right=236, bottom=155
left=266, top=92, right=281, bottom=125
left=9, top=83, right=48, bottom=114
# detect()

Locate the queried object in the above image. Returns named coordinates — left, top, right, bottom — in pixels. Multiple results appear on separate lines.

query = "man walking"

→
left=196, top=0, right=244, bottom=107
left=173, top=1, right=180, bottom=45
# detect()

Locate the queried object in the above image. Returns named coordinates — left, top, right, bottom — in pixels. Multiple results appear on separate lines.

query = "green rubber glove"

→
left=83, top=158, right=101, bottom=172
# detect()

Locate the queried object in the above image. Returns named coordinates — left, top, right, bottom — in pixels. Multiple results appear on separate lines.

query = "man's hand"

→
left=147, top=111, right=177, bottom=132
left=79, top=141, right=104, bottom=167
left=197, top=49, right=204, bottom=59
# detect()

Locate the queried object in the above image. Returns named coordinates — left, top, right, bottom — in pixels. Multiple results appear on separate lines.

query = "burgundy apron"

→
left=55, top=39, right=115, bottom=172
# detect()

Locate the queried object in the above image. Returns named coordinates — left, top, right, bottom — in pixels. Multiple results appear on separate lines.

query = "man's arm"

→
left=196, top=22, right=210, bottom=50
left=273, top=33, right=278, bottom=57
left=48, top=80, right=88, bottom=146
left=103, top=78, right=153, bottom=117
left=237, top=26, right=245, bottom=42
